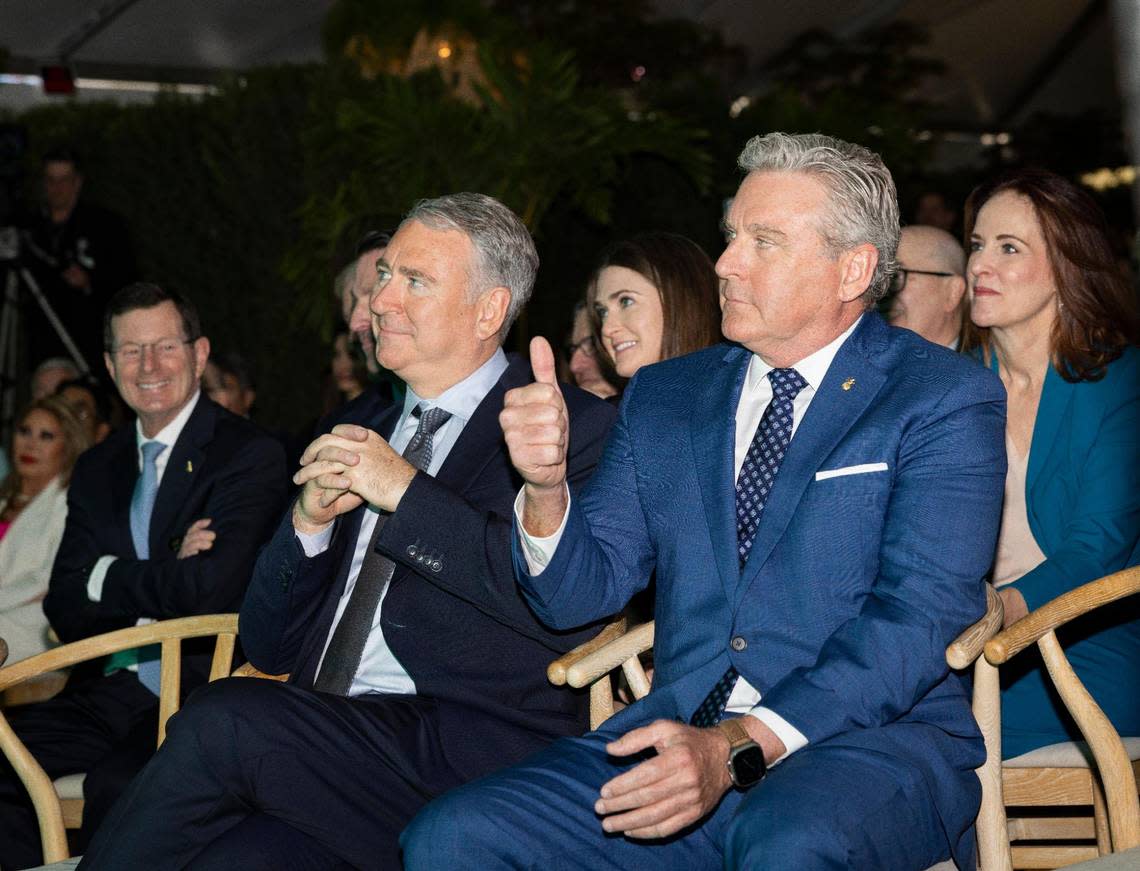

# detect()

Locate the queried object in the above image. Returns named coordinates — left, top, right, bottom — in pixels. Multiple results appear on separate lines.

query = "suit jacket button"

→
left=407, top=545, right=419, bottom=558
left=430, top=560, right=442, bottom=572
left=730, top=635, right=747, bottom=652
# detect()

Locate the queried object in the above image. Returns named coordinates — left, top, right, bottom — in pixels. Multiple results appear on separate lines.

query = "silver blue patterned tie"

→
left=313, top=404, right=452, bottom=695
left=691, top=367, right=807, bottom=728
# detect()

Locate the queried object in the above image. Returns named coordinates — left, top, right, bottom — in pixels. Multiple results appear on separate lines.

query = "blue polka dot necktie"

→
left=690, top=367, right=807, bottom=728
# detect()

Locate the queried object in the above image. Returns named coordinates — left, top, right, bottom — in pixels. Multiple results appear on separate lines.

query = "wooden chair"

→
left=556, top=572, right=1140, bottom=871
left=547, top=617, right=653, bottom=729
left=0, top=614, right=241, bottom=864
left=970, top=567, right=1140, bottom=870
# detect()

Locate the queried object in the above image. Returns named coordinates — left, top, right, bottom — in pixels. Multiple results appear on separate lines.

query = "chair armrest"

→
left=547, top=618, right=627, bottom=686
left=231, top=663, right=289, bottom=681
left=946, top=584, right=1004, bottom=670
left=0, top=615, right=239, bottom=691
left=567, top=621, right=655, bottom=689
left=985, top=566, right=1140, bottom=666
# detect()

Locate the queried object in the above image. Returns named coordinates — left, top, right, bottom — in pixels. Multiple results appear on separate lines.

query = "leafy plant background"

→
left=7, top=1, right=1096, bottom=429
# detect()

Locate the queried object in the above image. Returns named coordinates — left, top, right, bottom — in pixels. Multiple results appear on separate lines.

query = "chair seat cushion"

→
left=1061, top=845, right=1140, bottom=869
left=52, top=772, right=85, bottom=800
left=1005, top=737, right=1140, bottom=768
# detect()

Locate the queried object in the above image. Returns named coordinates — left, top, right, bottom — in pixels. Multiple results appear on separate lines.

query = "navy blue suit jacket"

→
left=46, top=397, right=288, bottom=682
left=515, top=314, right=1007, bottom=865
left=241, top=354, right=617, bottom=782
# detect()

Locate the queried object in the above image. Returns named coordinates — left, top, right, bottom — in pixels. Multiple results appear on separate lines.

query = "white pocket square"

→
left=814, top=462, right=889, bottom=481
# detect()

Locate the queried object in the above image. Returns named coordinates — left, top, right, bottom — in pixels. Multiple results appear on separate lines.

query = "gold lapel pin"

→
left=186, top=460, right=193, bottom=473
left=842, top=378, right=856, bottom=391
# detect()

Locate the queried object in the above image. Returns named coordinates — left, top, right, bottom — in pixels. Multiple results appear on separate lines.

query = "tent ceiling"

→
left=0, top=0, right=1121, bottom=127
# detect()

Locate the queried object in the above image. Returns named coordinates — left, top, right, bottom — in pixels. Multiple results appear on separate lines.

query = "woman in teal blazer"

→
left=965, top=168, right=1140, bottom=759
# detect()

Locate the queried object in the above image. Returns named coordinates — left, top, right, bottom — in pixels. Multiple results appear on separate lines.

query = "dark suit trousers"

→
left=0, top=671, right=157, bottom=869
left=80, top=677, right=468, bottom=870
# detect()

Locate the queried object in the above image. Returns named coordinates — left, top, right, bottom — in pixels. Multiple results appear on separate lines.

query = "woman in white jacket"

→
left=0, top=395, right=90, bottom=662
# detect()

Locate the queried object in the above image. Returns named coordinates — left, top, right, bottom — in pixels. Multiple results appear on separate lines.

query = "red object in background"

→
left=41, top=65, right=76, bottom=95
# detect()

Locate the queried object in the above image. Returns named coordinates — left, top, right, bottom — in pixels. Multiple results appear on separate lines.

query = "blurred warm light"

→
left=437, top=41, right=452, bottom=59
left=631, top=65, right=646, bottom=82
left=729, top=95, right=751, bottom=118
left=978, top=131, right=1012, bottom=147
left=1081, top=166, right=1138, bottom=190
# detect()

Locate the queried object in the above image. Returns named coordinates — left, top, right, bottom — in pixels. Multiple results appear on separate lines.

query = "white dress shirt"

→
left=299, top=349, right=508, bottom=697
left=516, top=317, right=862, bottom=762
left=86, top=390, right=202, bottom=603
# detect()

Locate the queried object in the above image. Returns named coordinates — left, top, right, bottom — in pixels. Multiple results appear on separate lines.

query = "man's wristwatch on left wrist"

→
left=717, top=718, right=768, bottom=789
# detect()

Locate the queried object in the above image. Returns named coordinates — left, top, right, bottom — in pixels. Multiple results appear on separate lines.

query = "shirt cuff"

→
left=86, top=555, right=118, bottom=602
left=747, top=707, right=809, bottom=765
left=296, top=523, right=334, bottom=558
left=512, top=484, right=570, bottom=575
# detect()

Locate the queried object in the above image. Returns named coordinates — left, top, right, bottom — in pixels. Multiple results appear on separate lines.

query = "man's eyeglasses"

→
left=890, top=268, right=956, bottom=294
left=564, top=336, right=598, bottom=359
left=884, top=266, right=957, bottom=294
left=110, top=338, right=195, bottom=365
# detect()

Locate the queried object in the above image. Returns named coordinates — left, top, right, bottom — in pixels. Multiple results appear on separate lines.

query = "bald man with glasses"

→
left=888, top=225, right=969, bottom=349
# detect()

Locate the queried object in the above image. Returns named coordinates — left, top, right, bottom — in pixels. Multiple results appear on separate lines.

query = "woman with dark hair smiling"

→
left=588, top=232, right=722, bottom=382
left=965, top=167, right=1140, bottom=759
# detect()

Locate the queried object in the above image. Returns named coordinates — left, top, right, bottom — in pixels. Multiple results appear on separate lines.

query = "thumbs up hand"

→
left=500, top=336, right=571, bottom=535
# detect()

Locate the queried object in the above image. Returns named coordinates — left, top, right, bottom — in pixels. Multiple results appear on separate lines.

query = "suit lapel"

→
left=1026, top=363, right=1070, bottom=494
left=433, top=356, right=527, bottom=495
left=737, top=315, right=889, bottom=600
left=691, top=346, right=751, bottom=604
left=109, top=430, right=140, bottom=557
left=150, top=399, right=215, bottom=558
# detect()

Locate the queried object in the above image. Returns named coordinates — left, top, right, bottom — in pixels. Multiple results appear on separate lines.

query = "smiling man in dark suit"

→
left=80, top=193, right=616, bottom=870
left=0, top=283, right=287, bottom=869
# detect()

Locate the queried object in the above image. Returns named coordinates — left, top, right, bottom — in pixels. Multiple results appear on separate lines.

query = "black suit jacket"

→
left=46, top=397, right=288, bottom=682
left=241, top=354, right=617, bottom=781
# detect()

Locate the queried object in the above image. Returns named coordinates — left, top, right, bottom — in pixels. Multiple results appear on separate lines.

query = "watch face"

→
left=731, top=745, right=767, bottom=787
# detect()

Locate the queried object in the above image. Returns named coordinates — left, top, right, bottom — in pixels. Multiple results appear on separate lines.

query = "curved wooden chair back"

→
left=0, top=614, right=241, bottom=864
left=975, top=566, right=1140, bottom=870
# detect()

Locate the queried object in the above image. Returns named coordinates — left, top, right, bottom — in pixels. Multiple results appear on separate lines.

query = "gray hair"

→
left=32, top=357, right=80, bottom=380
left=737, top=132, right=900, bottom=304
left=402, top=192, right=538, bottom=340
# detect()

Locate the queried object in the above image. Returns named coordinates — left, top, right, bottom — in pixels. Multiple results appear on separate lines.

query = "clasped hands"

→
left=292, top=424, right=416, bottom=534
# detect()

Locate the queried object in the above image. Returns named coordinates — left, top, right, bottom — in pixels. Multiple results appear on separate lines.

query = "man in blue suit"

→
left=404, top=133, right=1008, bottom=870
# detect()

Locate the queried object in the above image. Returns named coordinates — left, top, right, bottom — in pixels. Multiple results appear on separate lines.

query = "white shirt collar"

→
left=746, top=315, right=863, bottom=394
left=402, top=348, right=509, bottom=425
left=135, top=389, right=201, bottom=452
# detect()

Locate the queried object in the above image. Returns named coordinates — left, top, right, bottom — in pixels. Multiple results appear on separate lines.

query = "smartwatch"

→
left=717, top=718, right=767, bottom=789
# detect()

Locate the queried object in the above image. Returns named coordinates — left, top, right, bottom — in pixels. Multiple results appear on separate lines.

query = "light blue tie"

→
left=106, top=440, right=166, bottom=693
left=130, top=440, right=166, bottom=560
